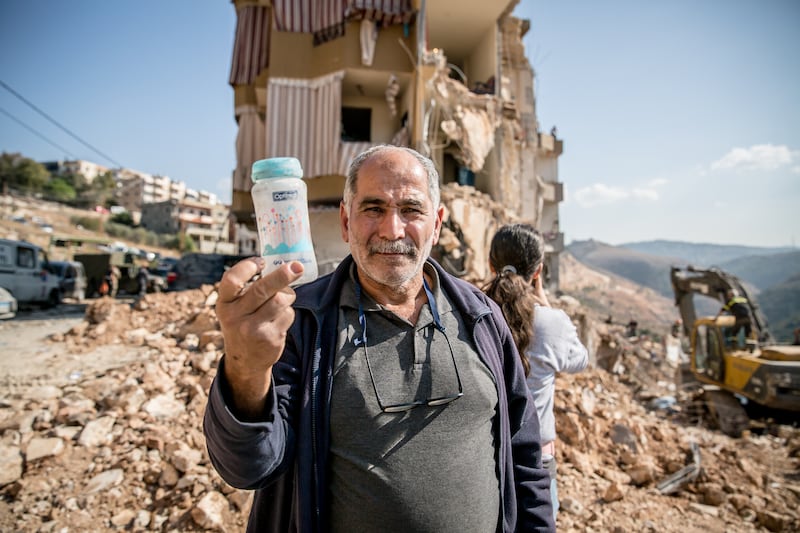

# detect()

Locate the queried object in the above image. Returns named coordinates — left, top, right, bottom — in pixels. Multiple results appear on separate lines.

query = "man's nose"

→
left=377, top=209, right=405, bottom=240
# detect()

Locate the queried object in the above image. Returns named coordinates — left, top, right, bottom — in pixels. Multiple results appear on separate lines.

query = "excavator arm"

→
left=669, top=265, right=774, bottom=345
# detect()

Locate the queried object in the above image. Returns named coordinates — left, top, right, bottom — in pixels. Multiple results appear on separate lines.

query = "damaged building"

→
left=227, top=0, right=564, bottom=288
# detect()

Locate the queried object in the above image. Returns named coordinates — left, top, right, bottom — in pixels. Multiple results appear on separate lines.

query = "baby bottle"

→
left=250, top=157, right=318, bottom=285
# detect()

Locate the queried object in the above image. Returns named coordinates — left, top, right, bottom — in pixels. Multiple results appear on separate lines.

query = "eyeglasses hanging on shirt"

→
left=354, top=274, right=463, bottom=413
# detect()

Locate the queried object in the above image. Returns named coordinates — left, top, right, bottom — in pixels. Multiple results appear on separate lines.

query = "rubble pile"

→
left=0, top=286, right=798, bottom=532
left=554, top=365, right=799, bottom=532
left=0, top=288, right=249, bottom=532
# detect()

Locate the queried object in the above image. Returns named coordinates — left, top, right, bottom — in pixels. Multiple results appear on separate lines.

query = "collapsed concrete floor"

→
left=0, top=281, right=797, bottom=532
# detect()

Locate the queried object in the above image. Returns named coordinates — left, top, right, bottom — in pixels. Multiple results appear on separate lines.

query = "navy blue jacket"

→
left=204, top=256, right=555, bottom=532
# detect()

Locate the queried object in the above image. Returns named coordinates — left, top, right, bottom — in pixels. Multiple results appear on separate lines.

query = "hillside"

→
left=569, top=240, right=800, bottom=343
left=0, top=194, right=179, bottom=262
left=758, top=273, right=800, bottom=343
left=719, top=250, right=800, bottom=291
left=558, top=251, right=678, bottom=334
left=567, top=239, right=678, bottom=298
left=621, top=239, right=794, bottom=266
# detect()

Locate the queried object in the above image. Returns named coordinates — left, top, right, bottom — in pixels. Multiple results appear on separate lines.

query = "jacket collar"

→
left=295, top=255, right=491, bottom=323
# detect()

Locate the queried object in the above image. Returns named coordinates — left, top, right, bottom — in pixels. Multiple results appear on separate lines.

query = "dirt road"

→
left=0, top=301, right=148, bottom=392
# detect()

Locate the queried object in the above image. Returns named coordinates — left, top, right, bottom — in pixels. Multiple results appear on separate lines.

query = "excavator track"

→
left=702, top=388, right=750, bottom=437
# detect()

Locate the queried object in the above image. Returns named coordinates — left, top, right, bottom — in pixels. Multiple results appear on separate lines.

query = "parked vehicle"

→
left=0, top=239, right=61, bottom=307
left=74, top=252, right=163, bottom=297
left=0, top=287, right=18, bottom=319
left=167, top=253, right=250, bottom=291
left=47, top=260, right=88, bottom=301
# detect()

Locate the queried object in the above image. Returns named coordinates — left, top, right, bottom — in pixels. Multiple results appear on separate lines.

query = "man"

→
left=136, top=265, right=149, bottom=298
left=203, top=145, right=555, bottom=532
left=716, top=289, right=752, bottom=342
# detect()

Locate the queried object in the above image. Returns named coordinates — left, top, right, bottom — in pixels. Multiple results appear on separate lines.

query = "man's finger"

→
left=241, top=262, right=304, bottom=310
left=217, top=257, right=266, bottom=303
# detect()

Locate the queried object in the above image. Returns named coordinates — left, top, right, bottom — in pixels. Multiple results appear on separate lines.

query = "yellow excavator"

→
left=670, top=266, right=800, bottom=436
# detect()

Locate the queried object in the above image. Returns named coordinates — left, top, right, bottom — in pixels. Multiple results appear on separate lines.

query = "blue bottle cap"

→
left=251, top=157, right=304, bottom=182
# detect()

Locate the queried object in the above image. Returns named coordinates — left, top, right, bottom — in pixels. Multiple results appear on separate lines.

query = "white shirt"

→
left=525, top=305, right=588, bottom=443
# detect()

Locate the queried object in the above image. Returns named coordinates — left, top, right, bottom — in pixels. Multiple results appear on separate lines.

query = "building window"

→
left=341, top=107, right=371, bottom=142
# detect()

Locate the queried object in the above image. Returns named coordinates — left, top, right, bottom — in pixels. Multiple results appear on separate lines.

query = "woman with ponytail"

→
left=483, top=223, right=588, bottom=520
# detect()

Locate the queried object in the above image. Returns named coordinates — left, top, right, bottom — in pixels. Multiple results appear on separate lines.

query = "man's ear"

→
left=339, top=201, right=350, bottom=243
left=432, top=204, right=445, bottom=244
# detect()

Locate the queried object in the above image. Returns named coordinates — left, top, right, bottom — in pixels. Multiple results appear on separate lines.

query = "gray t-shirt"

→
left=328, top=265, right=500, bottom=533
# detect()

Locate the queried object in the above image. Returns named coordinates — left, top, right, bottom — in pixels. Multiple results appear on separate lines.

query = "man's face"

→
left=340, top=149, right=443, bottom=289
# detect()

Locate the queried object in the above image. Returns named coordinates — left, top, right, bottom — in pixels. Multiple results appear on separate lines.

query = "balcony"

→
left=538, top=132, right=563, bottom=156
left=543, top=231, right=564, bottom=253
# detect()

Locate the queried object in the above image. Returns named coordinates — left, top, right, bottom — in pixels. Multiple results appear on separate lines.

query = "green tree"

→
left=75, top=170, right=117, bottom=208
left=44, top=177, right=77, bottom=201
left=0, top=152, right=50, bottom=193
left=110, top=211, right=134, bottom=226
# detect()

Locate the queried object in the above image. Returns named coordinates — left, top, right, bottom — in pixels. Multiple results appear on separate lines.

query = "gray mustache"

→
left=369, top=241, right=416, bottom=255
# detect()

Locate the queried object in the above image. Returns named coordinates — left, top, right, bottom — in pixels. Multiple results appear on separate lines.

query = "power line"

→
left=0, top=79, right=123, bottom=168
left=0, top=105, right=78, bottom=159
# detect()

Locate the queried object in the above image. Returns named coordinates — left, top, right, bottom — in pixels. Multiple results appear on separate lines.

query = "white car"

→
left=0, top=287, right=17, bottom=319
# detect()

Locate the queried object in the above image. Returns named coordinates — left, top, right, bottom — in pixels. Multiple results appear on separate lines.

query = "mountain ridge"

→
left=567, top=239, right=800, bottom=343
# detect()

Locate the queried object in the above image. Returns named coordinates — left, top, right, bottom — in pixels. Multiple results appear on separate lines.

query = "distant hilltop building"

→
left=40, top=159, right=220, bottom=212
left=41, top=159, right=110, bottom=184
left=226, top=0, right=566, bottom=287
left=41, top=158, right=232, bottom=252
left=141, top=198, right=234, bottom=254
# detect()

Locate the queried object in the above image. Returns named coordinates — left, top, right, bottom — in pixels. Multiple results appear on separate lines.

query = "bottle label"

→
left=272, top=190, right=298, bottom=202
left=256, top=196, right=314, bottom=256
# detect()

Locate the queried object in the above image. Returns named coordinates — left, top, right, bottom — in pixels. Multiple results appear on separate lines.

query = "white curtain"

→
left=233, top=105, right=266, bottom=192
left=265, top=71, right=344, bottom=178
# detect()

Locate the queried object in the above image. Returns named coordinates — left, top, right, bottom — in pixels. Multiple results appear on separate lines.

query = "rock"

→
left=559, top=497, right=585, bottom=516
left=170, top=446, right=203, bottom=473
left=142, top=363, right=174, bottom=393
left=602, top=482, right=625, bottom=502
left=609, top=424, right=638, bottom=453
left=110, top=509, right=136, bottom=527
left=85, top=468, right=124, bottom=493
left=0, top=411, right=36, bottom=433
left=158, top=463, right=180, bottom=487
left=559, top=412, right=586, bottom=446
left=77, top=415, right=116, bottom=447
left=0, top=443, right=23, bottom=485
left=199, top=330, right=224, bottom=351
left=191, top=490, right=229, bottom=530
left=227, top=490, right=253, bottom=512
left=26, top=385, right=63, bottom=401
left=700, top=483, right=727, bottom=506
left=25, top=437, right=65, bottom=462
left=142, top=394, right=185, bottom=419
left=180, top=309, right=219, bottom=339
left=626, top=463, right=655, bottom=486
left=757, top=510, right=791, bottom=532
left=688, top=502, right=719, bottom=517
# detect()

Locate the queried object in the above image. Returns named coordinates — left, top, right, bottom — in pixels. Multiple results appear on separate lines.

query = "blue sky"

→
left=1, top=1, right=798, bottom=248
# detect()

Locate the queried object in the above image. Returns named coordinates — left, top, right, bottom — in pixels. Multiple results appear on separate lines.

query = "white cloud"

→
left=574, top=181, right=662, bottom=207
left=632, top=188, right=659, bottom=200
left=573, top=184, right=628, bottom=207
left=647, top=178, right=669, bottom=187
left=710, top=144, right=797, bottom=172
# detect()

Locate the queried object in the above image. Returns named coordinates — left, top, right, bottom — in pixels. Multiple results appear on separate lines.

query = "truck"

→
left=0, top=238, right=62, bottom=308
left=670, top=265, right=800, bottom=436
left=74, top=252, right=164, bottom=297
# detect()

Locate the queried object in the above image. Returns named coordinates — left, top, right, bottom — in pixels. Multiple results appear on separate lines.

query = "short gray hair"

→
left=343, top=145, right=440, bottom=209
